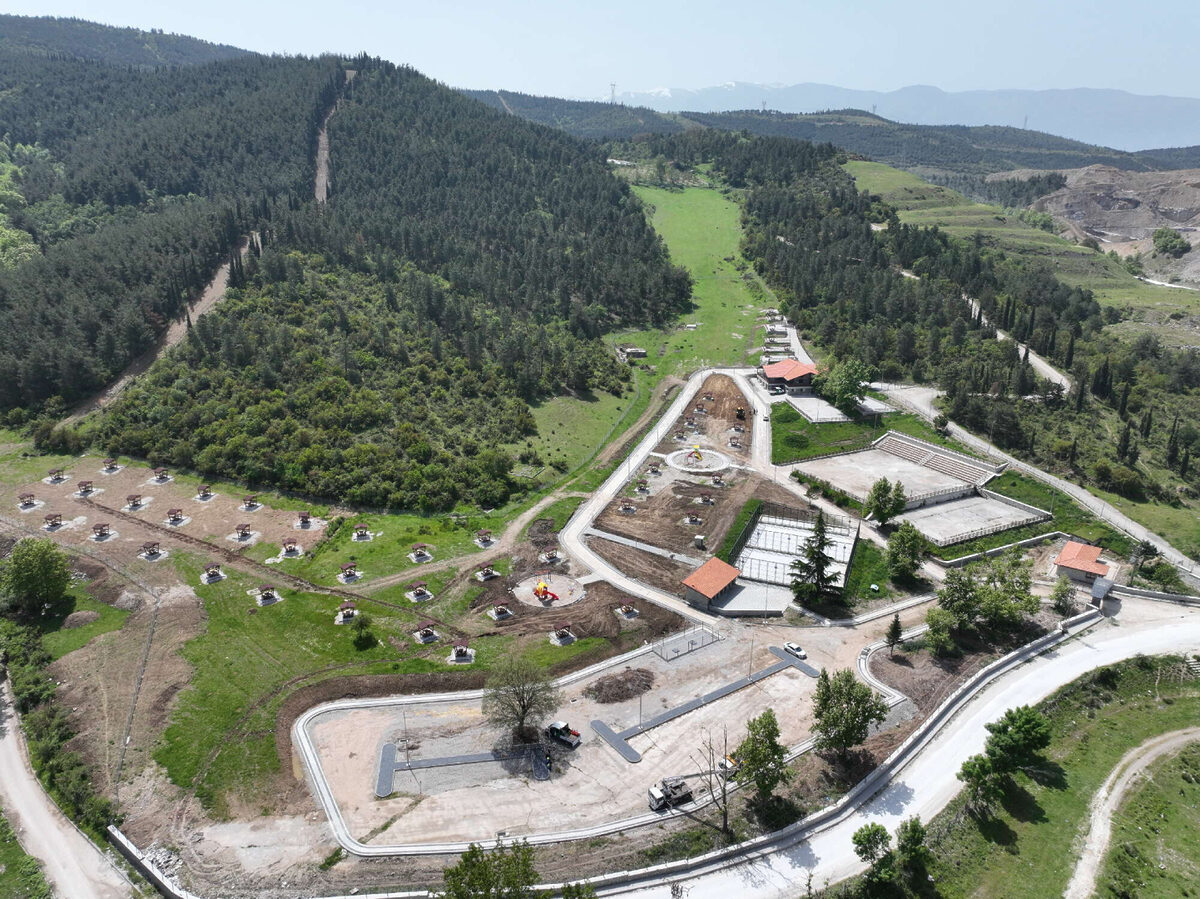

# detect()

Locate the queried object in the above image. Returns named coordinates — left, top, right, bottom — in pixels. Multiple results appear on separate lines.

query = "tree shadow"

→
left=973, top=811, right=1018, bottom=849
left=1000, top=781, right=1046, bottom=824
left=1024, top=760, right=1067, bottom=791
left=748, top=793, right=805, bottom=830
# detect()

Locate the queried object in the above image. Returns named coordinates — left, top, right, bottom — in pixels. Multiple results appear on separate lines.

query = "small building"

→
left=203, top=562, right=223, bottom=580
left=452, top=638, right=471, bottom=661
left=409, top=581, right=430, bottom=598
left=757, top=358, right=818, bottom=393
left=297, top=510, right=311, bottom=525
left=243, top=494, right=258, bottom=508
left=282, top=537, right=298, bottom=554
left=153, top=467, right=169, bottom=480
left=141, top=541, right=160, bottom=557
left=43, top=512, right=62, bottom=528
left=103, top=458, right=118, bottom=470
left=126, top=494, right=142, bottom=508
left=491, top=600, right=512, bottom=619
left=167, top=508, right=184, bottom=523
left=198, top=485, right=213, bottom=498
left=415, top=620, right=437, bottom=642
left=340, top=562, right=358, bottom=579
left=18, top=493, right=34, bottom=506
left=1054, top=541, right=1110, bottom=584
left=552, top=622, right=574, bottom=644
left=682, top=558, right=741, bottom=612
left=48, top=468, right=65, bottom=480
left=259, top=585, right=276, bottom=601
left=336, top=601, right=357, bottom=624
left=92, top=523, right=111, bottom=538
left=353, top=523, right=370, bottom=539
left=412, top=543, right=430, bottom=558
left=77, top=480, right=94, bottom=494
left=235, top=523, right=252, bottom=538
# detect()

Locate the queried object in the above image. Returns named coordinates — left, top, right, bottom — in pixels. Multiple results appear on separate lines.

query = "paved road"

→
left=964, top=296, right=1071, bottom=389
left=0, top=683, right=132, bottom=899
left=609, top=598, right=1200, bottom=897
left=1063, top=725, right=1200, bottom=899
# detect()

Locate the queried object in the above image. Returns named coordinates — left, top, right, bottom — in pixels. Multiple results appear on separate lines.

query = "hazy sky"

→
left=5, top=0, right=1198, bottom=99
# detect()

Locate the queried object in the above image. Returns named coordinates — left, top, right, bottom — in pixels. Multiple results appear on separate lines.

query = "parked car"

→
left=767, top=385, right=786, bottom=395
left=783, top=642, right=807, bottom=659
left=544, top=721, right=582, bottom=748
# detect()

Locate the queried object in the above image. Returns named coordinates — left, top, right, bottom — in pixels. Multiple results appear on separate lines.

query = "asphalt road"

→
left=611, top=599, right=1200, bottom=897
left=0, top=682, right=132, bottom=899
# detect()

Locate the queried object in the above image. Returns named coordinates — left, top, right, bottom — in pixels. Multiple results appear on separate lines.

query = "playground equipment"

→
left=685, top=447, right=704, bottom=465
left=533, top=580, right=560, bottom=603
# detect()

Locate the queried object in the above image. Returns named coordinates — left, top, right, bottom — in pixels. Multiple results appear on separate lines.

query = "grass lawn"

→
left=941, top=471, right=1133, bottom=559
left=0, top=812, right=51, bottom=899
left=523, top=495, right=586, bottom=537
left=844, top=160, right=1192, bottom=316
left=1089, top=484, right=1200, bottom=561
left=37, top=584, right=129, bottom=660
left=771, top=406, right=955, bottom=465
left=841, top=541, right=895, bottom=604
left=924, top=656, right=1200, bottom=898
left=1098, top=741, right=1200, bottom=897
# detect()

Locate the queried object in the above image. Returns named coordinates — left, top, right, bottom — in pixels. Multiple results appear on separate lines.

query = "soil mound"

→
left=584, top=668, right=654, bottom=703
left=62, top=610, right=100, bottom=629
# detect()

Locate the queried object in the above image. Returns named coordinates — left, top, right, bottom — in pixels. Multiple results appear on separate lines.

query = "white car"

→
left=783, top=642, right=807, bottom=659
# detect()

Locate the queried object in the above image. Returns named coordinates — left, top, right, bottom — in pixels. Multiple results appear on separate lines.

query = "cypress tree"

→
left=1118, top=383, right=1130, bottom=418
left=1117, top=422, right=1132, bottom=462
left=1139, top=407, right=1152, bottom=438
left=1064, top=333, right=1075, bottom=369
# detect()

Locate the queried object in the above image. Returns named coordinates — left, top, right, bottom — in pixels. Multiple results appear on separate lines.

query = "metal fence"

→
left=654, top=624, right=723, bottom=661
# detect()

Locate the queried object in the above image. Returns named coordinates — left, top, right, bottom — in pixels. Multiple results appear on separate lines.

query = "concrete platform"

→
left=787, top=395, right=850, bottom=423
left=796, top=448, right=966, bottom=503
left=897, top=494, right=1048, bottom=546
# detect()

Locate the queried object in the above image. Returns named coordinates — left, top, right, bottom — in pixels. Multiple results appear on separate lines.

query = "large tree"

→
left=1, top=538, right=71, bottom=619
left=817, top=358, right=875, bottom=414
left=734, top=708, right=792, bottom=803
left=440, top=841, right=538, bottom=899
left=481, top=658, right=562, bottom=742
left=983, top=705, right=1051, bottom=773
left=791, top=511, right=836, bottom=604
left=886, top=521, right=925, bottom=581
left=811, top=668, right=888, bottom=760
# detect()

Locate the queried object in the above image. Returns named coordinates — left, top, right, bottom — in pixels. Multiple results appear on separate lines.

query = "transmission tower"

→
left=610, top=82, right=616, bottom=105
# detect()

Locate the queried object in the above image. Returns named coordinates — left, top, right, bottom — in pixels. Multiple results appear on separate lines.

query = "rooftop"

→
left=762, top=358, right=818, bottom=382
left=1055, top=540, right=1108, bottom=576
left=682, top=557, right=741, bottom=599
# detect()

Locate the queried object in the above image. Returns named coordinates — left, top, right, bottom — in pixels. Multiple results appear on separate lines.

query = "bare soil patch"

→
left=61, top=609, right=100, bottom=629
left=584, top=667, right=655, bottom=703
left=588, top=535, right=695, bottom=596
left=653, top=373, right=754, bottom=464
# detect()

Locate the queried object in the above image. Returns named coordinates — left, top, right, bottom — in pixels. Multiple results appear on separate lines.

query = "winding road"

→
left=0, top=683, right=132, bottom=899
left=1062, top=726, right=1200, bottom=899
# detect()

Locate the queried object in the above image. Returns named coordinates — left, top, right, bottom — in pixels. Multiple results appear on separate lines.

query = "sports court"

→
left=897, top=494, right=1050, bottom=547
left=735, top=509, right=858, bottom=588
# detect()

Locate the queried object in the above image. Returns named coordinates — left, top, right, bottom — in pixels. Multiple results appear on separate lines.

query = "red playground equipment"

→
left=533, top=579, right=560, bottom=603
left=685, top=446, right=704, bottom=464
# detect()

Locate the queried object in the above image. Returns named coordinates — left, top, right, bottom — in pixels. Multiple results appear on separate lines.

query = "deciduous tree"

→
left=811, top=669, right=888, bottom=760
left=886, top=521, right=925, bottom=581
left=482, top=657, right=562, bottom=742
left=1, top=538, right=71, bottom=619
left=735, top=708, right=792, bottom=802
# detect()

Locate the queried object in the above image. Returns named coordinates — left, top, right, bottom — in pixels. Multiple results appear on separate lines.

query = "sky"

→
left=4, top=0, right=1199, bottom=100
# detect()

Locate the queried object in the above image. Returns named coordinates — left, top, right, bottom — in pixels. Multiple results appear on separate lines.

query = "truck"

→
left=648, top=776, right=693, bottom=811
left=544, top=721, right=582, bottom=749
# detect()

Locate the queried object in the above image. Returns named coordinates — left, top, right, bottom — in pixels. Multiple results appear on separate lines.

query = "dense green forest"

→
left=463, top=92, right=1200, bottom=176
left=21, top=58, right=690, bottom=510
left=0, top=14, right=249, bottom=66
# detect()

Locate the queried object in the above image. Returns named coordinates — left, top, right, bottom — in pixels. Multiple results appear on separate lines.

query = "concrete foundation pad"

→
left=796, top=448, right=966, bottom=502
left=898, top=495, right=1047, bottom=546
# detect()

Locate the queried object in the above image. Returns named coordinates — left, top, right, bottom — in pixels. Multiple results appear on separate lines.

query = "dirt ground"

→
left=589, top=535, right=696, bottom=596
left=8, top=457, right=325, bottom=575
left=652, top=373, right=754, bottom=464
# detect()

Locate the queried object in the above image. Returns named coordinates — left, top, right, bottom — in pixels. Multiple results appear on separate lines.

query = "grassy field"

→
left=942, top=471, right=1133, bottom=558
left=923, top=655, right=1200, bottom=898
left=1098, top=741, right=1200, bottom=897
left=844, top=160, right=1191, bottom=315
left=770, top=406, right=957, bottom=465
left=0, top=812, right=51, bottom=899
left=37, top=584, right=129, bottom=660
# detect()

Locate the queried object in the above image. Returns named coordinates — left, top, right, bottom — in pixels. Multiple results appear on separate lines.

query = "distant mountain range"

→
left=612, top=82, right=1200, bottom=152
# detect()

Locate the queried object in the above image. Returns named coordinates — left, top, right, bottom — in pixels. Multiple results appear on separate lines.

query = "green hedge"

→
left=717, top=498, right=763, bottom=562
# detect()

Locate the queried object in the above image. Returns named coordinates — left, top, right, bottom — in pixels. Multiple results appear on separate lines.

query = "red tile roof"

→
left=1055, top=541, right=1108, bottom=576
left=762, top=359, right=818, bottom=382
left=682, top=558, right=740, bottom=599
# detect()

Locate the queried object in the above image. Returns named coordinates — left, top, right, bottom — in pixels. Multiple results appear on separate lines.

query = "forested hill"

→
left=5, top=55, right=692, bottom=511
left=0, top=14, right=250, bottom=66
left=468, top=92, right=1200, bottom=176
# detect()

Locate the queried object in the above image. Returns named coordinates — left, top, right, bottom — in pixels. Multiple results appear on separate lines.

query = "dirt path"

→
left=62, top=233, right=253, bottom=425
left=0, top=683, right=134, bottom=899
left=1063, top=726, right=1200, bottom=899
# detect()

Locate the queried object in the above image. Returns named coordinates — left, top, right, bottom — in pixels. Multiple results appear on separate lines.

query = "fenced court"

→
left=654, top=624, right=723, bottom=661
left=735, top=503, right=858, bottom=589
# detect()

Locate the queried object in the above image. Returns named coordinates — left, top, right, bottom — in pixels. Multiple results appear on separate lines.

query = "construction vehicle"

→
left=544, top=721, right=581, bottom=748
left=735, top=406, right=746, bottom=420
left=648, top=776, right=693, bottom=811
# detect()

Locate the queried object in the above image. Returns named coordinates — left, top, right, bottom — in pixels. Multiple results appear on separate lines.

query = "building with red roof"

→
left=1054, top=540, right=1109, bottom=583
left=758, top=358, right=818, bottom=392
left=682, top=558, right=741, bottom=611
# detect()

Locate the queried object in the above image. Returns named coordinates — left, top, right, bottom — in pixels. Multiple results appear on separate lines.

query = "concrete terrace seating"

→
left=874, top=431, right=999, bottom=486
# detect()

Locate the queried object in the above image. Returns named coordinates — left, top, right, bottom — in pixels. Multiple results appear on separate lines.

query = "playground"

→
left=512, top=573, right=586, bottom=609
